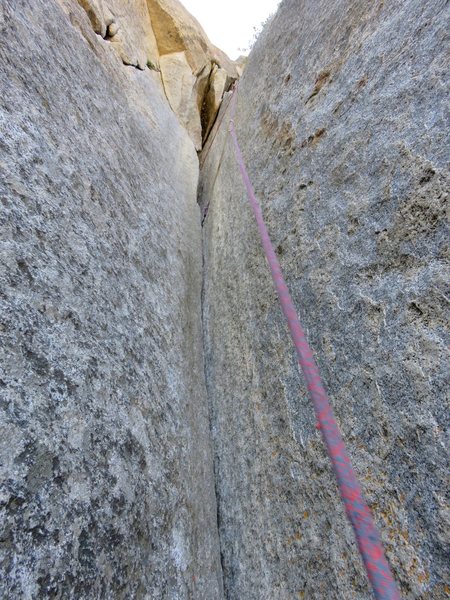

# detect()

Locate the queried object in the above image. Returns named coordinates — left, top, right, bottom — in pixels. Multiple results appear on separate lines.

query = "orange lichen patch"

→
left=260, top=108, right=279, bottom=136
left=259, top=110, right=296, bottom=155
left=311, top=127, right=326, bottom=145
left=287, top=531, right=302, bottom=546
left=306, top=69, right=332, bottom=103
left=400, top=529, right=409, bottom=543
left=417, top=571, right=430, bottom=584
left=300, top=128, right=327, bottom=149
left=277, top=122, right=296, bottom=153
left=405, top=557, right=432, bottom=589
left=382, top=512, right=393, bottom=526
left=357, top=75, right=368, bottom=89
left=315, top=69, right=331, bottom=88
left=303, top=511, right=309, bottom=519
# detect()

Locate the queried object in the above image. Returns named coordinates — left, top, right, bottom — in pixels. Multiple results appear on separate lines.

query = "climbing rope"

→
left=227, top=84, right=401, bottom=600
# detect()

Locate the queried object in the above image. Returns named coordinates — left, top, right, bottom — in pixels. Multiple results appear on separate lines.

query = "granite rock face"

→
left=147, top=0, right=237, bottom=76
left=0, top=0, right=222, bottom=598
left=147, top=0, right=237, bottom=149
left=75, top=0, right=160, bottom=69
left=74, top=0, right=237, bottom=150
left=202, top=66, right=231, bottom=143
left=200, top=0, right=449, bottom=598
left=1, top=0, right=449, bottom=597
left=159, top=51, right=210, bottom=150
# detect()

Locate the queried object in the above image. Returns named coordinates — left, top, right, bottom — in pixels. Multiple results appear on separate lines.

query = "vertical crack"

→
left=199, top=205, right=227, bottom=598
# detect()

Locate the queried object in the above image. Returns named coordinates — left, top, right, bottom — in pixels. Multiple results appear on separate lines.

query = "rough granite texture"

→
left=200, top=0, right=449, bottom=598
left=1, top=0, right=449, bottom=598
left=0, top=0, right=223, bottom=598
left=74, top=0, right=160, bottom=69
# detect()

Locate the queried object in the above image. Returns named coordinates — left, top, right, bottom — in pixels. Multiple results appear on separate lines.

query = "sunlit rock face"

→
left=147, top=0, right=237, bottom=148
left=200, top=0, right=449, bottom=597
left=74, top=0, right=238, bottom=149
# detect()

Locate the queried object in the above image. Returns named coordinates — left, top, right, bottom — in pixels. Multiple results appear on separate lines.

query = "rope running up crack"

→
left=227, top=83, right=401, bottom=600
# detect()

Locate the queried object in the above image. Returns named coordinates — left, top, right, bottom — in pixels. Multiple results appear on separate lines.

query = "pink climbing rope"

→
left=227, top=85, right=401, bottom=600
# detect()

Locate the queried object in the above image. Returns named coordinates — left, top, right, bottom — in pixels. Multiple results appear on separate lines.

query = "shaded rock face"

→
left=200, top=0, right=449, bottom=598
left=0, top=0, right=222, bottom=598
left=159, top=51, right=210, bottom=150
left=202, top=66, right=231, bottom=143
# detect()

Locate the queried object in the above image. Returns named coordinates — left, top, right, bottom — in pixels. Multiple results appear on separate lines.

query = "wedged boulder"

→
left=202, top=65, right=230, bottom=142
left=160, top=51, right=209, bottom=149
left=147, top=0, right=237, bottom=147
left=160, top=50, right=234, bottom=149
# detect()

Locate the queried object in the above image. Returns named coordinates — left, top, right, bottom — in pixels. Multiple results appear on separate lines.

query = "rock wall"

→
left=74, top=0, right=237, bottom=150
left=75, top=0, right=160, bottom=69
left=1, top=0, right=449, bottom=598
left=200, top=0, right=449, bottom=598
left=0, top=0, right=222, bottom=598
left=147, top=0, right=237, bottom=149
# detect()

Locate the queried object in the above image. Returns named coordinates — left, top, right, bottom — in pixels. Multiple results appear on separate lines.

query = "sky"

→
left=181, top=0, right=281, bottom=59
